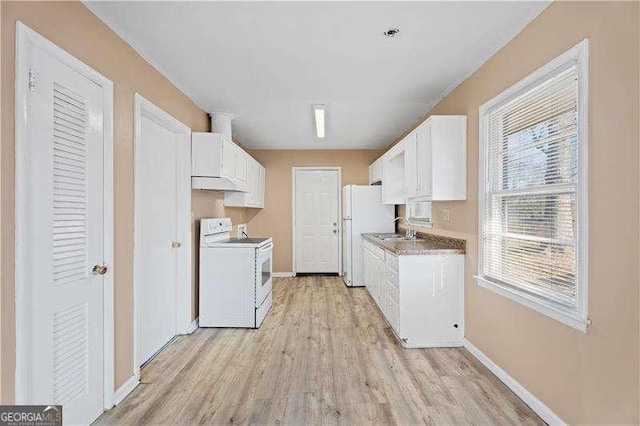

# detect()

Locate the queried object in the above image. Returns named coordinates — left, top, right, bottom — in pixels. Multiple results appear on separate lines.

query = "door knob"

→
left=92, top=264, right=107, bottom=275
left=171, top=241, right=182, bottom=248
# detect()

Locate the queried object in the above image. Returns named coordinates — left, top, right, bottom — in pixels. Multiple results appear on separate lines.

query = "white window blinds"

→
left=478, top=41, right=588, bottom=331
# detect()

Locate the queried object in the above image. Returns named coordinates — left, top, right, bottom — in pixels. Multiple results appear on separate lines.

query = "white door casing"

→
left=342, top=186, right=352, bottom=285
left=292, top=168, right=341, bottom=274
left=15, top=22, right=114, bottom=423
left=133, top=94, right=192, bottom=373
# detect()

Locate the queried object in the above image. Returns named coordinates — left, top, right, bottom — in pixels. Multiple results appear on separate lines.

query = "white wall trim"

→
left=113, top=375, right=139, bottom=406
left=187, top=318, right=199, bottom=334
left=272, top=272, right=295, bottom=278
left=291, top=167, right=342, bottom=276
left=133, top=93, right=192, bottom=381
left=14, top=21, right=116, bottom=410
left=463, top=339, right=565, bottom=426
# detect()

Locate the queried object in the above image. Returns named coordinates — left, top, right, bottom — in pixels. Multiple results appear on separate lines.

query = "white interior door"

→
left=19, top=42, right=107, bottom=424
left=294, top=169, right=340, bottom=273
left=136, top=111, right=181, bottom=366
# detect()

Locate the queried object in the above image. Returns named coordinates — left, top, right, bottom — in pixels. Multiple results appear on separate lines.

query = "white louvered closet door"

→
left=27, top=44, right=105, bottom=425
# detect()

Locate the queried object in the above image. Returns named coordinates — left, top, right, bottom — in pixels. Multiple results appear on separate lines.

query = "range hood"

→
left=191, top=113, right=248, bottom=192
left=192, top=176, right=247, bottom=192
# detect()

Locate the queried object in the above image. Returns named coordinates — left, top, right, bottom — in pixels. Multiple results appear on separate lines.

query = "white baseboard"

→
left=463, top=339, right=565, bottom=426
left=187, top=318, right=199, bottom=334
left=273, top=272, right=295, bottom=278
left=113, top=375, right=139, bottom=406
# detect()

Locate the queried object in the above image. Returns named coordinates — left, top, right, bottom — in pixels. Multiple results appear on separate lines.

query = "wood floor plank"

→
left=95, top=276, right=545, bottom=425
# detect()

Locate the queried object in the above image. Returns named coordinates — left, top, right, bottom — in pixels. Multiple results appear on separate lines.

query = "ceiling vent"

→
left=383, top=28, right=401, bottom=38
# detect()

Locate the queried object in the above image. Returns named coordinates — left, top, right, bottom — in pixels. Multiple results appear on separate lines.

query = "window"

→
left=477, top=40, right=588, bottom=332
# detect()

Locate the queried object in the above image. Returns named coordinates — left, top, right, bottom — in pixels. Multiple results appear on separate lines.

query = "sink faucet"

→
left=393, top=217, right=416, bottom=239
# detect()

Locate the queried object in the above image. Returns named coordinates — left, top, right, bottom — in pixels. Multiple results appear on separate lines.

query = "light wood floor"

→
left=96, top=276, right=544, bottom=425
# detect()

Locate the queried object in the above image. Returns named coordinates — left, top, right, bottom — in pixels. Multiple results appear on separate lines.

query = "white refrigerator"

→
left=342, top=185, right=395, bottom=287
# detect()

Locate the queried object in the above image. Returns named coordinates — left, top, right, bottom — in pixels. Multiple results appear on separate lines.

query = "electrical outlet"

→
left=442, top=208, right=451, bottom=222
left=237, top=223, right=248, bottom=238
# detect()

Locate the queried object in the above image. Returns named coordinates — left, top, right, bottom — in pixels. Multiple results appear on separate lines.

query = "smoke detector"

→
left=383, top=27, right=401, bottom=38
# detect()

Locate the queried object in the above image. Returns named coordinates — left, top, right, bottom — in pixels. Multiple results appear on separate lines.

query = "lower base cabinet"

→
left=363, top=240, right=464, bottom=348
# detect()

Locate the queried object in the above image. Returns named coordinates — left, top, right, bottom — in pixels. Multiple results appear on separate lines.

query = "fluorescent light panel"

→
left=313, top=105, right=325, bottom=138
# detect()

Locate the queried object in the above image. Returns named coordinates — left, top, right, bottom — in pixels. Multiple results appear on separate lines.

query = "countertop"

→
left=362, top=232, right=466, bottom=255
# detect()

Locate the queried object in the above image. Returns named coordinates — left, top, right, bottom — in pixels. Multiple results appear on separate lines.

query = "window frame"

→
left=477, top=40, right=589, bottom=332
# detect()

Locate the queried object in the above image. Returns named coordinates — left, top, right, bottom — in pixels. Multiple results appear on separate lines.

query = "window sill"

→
left=474, top=275, right=588, bottom=333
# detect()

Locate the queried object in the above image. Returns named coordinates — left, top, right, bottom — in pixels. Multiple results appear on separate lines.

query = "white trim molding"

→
left=187, top=318, right=199, bottom=334
left=477, top=39, right=589, bottom=333
left=273, top=272, right=295, bottom=278
left=14, top=22, right=116, bottom=411
left=291, top=167, right=342, bottom=276
left=133, top=93, right=192, bottom=381
left=463, top=339, right=566, bottom=426
left=113, top=375, right=140, bottom=406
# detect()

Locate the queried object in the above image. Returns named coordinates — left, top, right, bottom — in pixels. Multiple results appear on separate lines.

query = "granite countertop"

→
left=362, top=232, right=466, bottom=255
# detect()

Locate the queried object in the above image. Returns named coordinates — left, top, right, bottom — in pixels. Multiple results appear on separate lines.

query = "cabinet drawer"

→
left=385, top=252, right=398, bottom=270
left=370, top=243, right=385, bottom=260
left=386, top=266, right=398, bottom=289
left=387, top=281, right=399, bottom=304
left=387, top=298, right=399, bottom=332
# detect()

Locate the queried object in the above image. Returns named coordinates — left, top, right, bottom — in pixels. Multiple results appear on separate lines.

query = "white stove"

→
left=199, top=218, right=273, bottom=328
left=200, top=218, right=272, bottom=248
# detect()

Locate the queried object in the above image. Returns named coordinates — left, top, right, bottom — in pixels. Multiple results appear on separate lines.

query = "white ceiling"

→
left=85, top=1, right=549, bottom=150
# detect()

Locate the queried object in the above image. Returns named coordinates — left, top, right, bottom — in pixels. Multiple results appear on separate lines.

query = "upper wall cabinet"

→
left=414, top=115, right=466, bottom=201
left=225, top=157, right=265, bottom=208
left=369, top=157, right=383, bottom=185
left=382, top=138, right=411, bottom=204
left=374, top=115, right=466, bottom=204
left=192, top=133, right=265, bottom=208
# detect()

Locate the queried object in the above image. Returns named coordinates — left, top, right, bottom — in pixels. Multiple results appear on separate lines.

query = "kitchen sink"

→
left=372, top=234, right=419, bottom=241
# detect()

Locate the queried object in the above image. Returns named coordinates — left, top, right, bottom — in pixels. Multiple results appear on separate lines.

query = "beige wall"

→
left=393, top=2, right=639, bottom=423
left=247, top=150, right=384, bottom=272
left=0, top=1, right=247, bottom=397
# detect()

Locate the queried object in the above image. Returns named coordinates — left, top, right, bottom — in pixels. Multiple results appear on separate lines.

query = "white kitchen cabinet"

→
left=224, top=158, right=265, bottom=208
left=233, top=144, right=248, bottom=183
left=256, top=165, right=265, bottom=206
left=192, top=132, right=250, bottom=191
left=191, top=132, right=265, bottom=205
left=380, top=131, right=417, bottom=204
left=404, top=133, right=417, bottom=199
left=413, top=115, right=466, bottom=200
left=370, top=114, right=466, bottom=203
left=368, top=157, right=383, bottom=185
left=381, top=142, right=407, bottom=204
left=363, top=239, right=464, bottom=348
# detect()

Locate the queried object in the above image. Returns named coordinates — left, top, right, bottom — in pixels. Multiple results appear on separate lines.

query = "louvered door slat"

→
left=53, top=303, right=89, bottom=406
left=52, top=83, right=88, bottom=289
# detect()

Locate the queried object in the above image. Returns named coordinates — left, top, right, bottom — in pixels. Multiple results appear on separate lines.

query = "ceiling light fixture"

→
left=313, top=104, right=325, bottom=138
left=383, top=27, right=401, bottom=38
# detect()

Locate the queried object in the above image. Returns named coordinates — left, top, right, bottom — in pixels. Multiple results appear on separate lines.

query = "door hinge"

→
left=28, top=69, right=36, bottom=91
